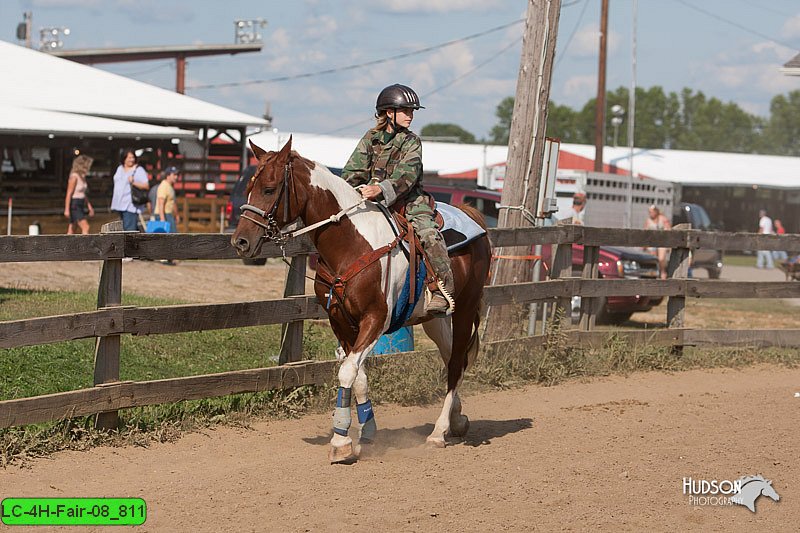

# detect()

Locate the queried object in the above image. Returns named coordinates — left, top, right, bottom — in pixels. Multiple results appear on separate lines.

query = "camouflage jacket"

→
left=341, top=128, right=425, bottom=207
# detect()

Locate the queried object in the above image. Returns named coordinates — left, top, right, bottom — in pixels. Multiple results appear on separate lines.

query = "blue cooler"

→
left=146, top=220, right=171, bottom=233
left=373, top=326, right=415, bottom=354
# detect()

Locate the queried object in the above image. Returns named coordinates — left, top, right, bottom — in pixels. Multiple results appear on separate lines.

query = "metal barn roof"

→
left=0, top=40, right=266, bottom=130
left=248, top=130, right=800, bottom=189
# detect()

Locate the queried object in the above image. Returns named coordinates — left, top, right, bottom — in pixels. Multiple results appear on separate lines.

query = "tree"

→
left=420, top=123, right=476, bottom=144
left=489, top=96, right=515, bottom=145
left=761, top=90, right=800, bottom=156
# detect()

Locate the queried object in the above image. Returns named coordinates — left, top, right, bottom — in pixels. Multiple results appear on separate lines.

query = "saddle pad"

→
left=435, top=202, right=487, bottom=252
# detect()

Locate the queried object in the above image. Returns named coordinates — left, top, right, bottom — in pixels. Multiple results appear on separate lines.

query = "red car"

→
left=426, top=185, right=662, bottom=324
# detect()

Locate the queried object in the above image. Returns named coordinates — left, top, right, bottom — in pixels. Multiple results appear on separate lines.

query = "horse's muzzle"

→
left=231, top=235, right=254, bottom=257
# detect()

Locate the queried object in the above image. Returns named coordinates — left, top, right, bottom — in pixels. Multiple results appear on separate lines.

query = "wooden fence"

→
left=1, top=225, right=799, bottom=429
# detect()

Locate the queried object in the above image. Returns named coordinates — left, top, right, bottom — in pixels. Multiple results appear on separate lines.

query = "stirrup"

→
left=425, top=279, right=455, bottom=316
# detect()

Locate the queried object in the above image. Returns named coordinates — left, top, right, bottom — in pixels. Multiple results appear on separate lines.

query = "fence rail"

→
left=1, top=225, right=799, bottom=429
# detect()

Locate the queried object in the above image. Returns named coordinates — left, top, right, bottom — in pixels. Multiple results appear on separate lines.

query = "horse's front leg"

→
left=329, top=316, right=384, bottom=464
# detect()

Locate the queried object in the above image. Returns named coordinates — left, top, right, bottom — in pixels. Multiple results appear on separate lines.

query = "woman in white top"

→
left=63, top=155, right=95, bottom=234
left=111, top=149, right=149, bottom=231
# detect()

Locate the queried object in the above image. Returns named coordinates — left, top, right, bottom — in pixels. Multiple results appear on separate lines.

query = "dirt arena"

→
left=2, top=366, right=798, bottom=531
left=2, top=261, right=799, bottom=530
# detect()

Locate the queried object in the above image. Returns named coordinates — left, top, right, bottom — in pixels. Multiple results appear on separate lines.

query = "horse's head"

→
left=232, top=137, right=305, bottom=258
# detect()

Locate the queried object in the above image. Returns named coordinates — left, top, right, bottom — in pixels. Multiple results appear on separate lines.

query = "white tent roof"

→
left=247, top=130, right=509, bottom=174
left=1, top=104, right=195, bottom=139
left=0, top=40, right=265, bottom=128
left=248, top=129, right=800, bottom=189
left=561, top=143, right=800, bottom=189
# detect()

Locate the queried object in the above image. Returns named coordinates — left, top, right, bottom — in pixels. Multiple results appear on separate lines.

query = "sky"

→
left=3, top=0, right=800, bottom=141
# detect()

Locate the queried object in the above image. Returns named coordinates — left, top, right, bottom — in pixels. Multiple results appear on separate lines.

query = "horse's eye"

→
left=263, top=187, right=276, bottom=195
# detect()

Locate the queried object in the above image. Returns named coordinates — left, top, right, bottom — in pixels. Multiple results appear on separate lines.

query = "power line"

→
left=731, top=0, right=794, bottom=18
left=554, top=0, right=590, bottom=70
left=323, top=38, right=522, bottom=136
left=188, top=19, right=524, bottom=90
left=673, top=0, right=799, bottom=51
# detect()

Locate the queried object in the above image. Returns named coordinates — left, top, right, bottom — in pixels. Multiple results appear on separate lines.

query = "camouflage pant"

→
left=405, top=195, right=453, bottom=288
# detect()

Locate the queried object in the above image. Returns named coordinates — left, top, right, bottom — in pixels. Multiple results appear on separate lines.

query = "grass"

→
left=1, top=287, right=799, bottom=465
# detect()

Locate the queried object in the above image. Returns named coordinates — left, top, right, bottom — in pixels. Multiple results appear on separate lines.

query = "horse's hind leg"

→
left=426, top=305, right=479, bottom=447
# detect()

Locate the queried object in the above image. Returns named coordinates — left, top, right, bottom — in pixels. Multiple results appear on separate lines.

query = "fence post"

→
left=93, top=220, right=124, bottom=429
left=552, top=242, right=573, bottom=329
left=667, top=227, right=690, bottom=353
left=579, top=245, right=600, bottom=331
left=279, top=255, right=307, bottom=364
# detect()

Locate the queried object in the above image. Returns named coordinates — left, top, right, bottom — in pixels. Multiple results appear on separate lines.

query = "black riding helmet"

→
left=375, top=84, right=425, bottom=112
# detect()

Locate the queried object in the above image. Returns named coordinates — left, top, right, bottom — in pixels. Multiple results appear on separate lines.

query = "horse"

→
left=232, top=137, right=491, bottom=464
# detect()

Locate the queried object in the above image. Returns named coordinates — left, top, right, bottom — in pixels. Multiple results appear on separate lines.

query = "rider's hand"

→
left=359, top=184, right=382, bottom=200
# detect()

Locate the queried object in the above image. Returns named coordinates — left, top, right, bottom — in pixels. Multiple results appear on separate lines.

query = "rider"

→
left=341, top=83, right=455, bottom=316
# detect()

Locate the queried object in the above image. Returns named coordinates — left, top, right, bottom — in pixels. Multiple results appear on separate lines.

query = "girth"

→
left=315, top=211, right=438, bottom=332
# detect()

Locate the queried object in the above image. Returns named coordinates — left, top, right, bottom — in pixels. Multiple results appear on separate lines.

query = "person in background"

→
left=155, top=166, right=180, bottom=233
left=568, top=191, right=586, bottom=225
left=772, top=218, right=788, bottom=262
left=147, top=170, right=163, bottom=220
left=645, top=204, right=672, bottom=279
left=111, top=149, right=148, bottom=231
left=756, top=208, right=774, bottom=269
left=63, top=154, right=95, bottom=234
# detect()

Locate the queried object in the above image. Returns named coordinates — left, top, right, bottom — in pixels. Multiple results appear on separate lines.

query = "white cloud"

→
left=563, top=74, right=596, bottom=98
left=30, top=0, right=102, bottom=6
left=304, top=15, right=338, bottom=40
left=781, top=14, right=800, bottom=39
left=569, top=25, right=620, bottom=58
left=380, top=0, right=504, bottom=14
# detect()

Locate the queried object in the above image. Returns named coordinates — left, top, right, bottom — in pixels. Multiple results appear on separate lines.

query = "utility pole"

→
left=594, top=0, right=609, bottom=172
left=485, top=0, right=561, bottom=340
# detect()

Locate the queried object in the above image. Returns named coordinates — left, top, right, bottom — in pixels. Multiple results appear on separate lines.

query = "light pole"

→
left=610, top=104, right=625, bottom=147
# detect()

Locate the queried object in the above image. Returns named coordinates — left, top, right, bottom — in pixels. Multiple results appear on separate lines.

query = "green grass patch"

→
left=2, top=287, right=799, bottom=466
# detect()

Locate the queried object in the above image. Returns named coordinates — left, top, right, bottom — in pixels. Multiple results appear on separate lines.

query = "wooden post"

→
left=279, top=255, right=307, bottom=364
left=579, top=245, right=600, bottom=330
left=552, top=242, right=573, bottom=329
left=667, top=234, right=690, bottom=355
left=485, top=0, right=562, bottom=340
left=93, top=220, right=124, bottom=429
left=594, top=0, right=609, bottom=171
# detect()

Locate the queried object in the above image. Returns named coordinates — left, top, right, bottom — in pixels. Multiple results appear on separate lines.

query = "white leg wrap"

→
left=333, top=407, right=351, bottom=436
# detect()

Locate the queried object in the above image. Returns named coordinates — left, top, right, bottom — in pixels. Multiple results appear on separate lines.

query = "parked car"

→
left=672, top=202, right=723, bottom=279
left=425, top=185, right=662, bottom=324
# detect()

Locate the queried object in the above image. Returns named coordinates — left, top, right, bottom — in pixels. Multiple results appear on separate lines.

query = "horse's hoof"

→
left=426, top=435, right=447, bottom=448
left=450, top=415, right=470, bottom=438
left=329, top=442, right=358, bottom=464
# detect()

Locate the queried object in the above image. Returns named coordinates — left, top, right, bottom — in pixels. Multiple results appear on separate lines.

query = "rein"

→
left=240, top=160, right=367, bottom=255
left=238, top=158, right=403, bottom=332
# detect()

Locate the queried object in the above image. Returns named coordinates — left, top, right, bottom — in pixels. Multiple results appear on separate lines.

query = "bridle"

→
left=240, top=160, right=293, bottom=251
left=239, top=157, right=368, bottom=257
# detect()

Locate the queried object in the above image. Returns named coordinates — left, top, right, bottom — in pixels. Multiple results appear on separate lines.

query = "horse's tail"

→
left=465, top=309, right=481, bottom=370
left=456, top=203, right=488, bottom=231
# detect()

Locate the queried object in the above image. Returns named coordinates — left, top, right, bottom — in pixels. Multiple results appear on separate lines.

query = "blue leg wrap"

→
left=356, top=400, right=374, bottom=424
left=336, top=387, right=352, bottom=408
left=333, top=407, right=351, bottom=437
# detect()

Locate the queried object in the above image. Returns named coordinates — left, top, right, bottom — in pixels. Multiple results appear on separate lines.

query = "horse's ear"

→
left=278, top=135, right=293, bottom=158
left=249, top=140, right=267, bottom=159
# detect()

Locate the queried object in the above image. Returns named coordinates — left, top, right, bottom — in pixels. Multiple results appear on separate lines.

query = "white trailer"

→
left=554, top=169, right=678, bottom=229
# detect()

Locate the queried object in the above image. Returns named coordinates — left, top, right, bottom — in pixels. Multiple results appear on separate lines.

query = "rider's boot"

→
left=419, top=228, right=455, bottom=316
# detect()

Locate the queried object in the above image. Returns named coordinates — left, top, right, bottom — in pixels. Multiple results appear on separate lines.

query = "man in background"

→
left=756, top=208, right=774, bottom=269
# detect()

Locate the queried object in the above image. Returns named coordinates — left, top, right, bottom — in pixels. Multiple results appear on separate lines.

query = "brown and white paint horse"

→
left=232, top=138, right=491, bottom=463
